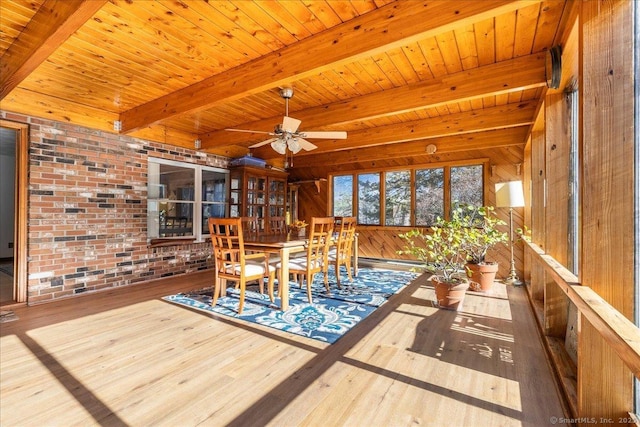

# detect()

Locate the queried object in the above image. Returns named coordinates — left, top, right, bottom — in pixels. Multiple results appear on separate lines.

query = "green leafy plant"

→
left=398, top=208, right=471, bottom=284
left=458, top=205, right=508, bottom=265
left=516, top=225, right=531, bottom=242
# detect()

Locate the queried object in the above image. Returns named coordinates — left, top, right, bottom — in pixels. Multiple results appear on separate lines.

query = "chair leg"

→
left=267, top=271, right=275, bottom=303
left=238, top=279, right=246, bottom=314
left=346, top=260, right=353, bottom=282
left=323, top=269, right=330, bottom=293
left=334, top=262, right=342, bottom=289
left=212, top=276, right=222, bottom=307
left=277, top=269, right=282, bottom=298
left=305, top=273, right=314, bottom=303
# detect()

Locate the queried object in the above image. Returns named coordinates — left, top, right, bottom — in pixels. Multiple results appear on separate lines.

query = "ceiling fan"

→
left=225, top=87, right=347, bottom=155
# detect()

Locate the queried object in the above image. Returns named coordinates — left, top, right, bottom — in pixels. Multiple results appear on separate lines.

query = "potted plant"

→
left=459, top=205, right=508, bottom=292
left=398, top=208, right=471, bottom=310
left=289, top=219, right=308, bottom=237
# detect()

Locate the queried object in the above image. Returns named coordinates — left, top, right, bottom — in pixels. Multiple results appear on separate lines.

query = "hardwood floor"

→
left=0, top=261, right=13, bottom=305
left=0, top=270, right=566, bottom=426
left=0, top=272, right=12, bottom=305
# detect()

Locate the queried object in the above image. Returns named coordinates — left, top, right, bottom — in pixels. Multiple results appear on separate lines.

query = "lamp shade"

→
left=495, top=181, right=525, bottom=208
left=270, top=139, right=287, bottom=155
left=288, top=138, right=302, bottom=154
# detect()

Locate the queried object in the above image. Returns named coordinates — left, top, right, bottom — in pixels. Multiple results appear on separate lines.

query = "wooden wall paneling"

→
left=523, top=136, right=533, bottom=286
left=578, top=314, right=633, bottom=422
left=529, top=106, right=546, bottom=303
left=543, top=92, right=571, bottom=353
left=544, top=279, right=569, bottom=339
left=296, top=179, right=329, bottom=226
left=580, top=0, right=635, bottom=317
left=544, top=93, right=570, bottom=266
left=578, top=0, right=635, bottom=420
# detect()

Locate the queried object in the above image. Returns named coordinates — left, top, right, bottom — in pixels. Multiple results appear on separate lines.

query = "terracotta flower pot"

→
left=432, top=277, right=468, bottom=311
left=466, top=262, right=499, bottom=292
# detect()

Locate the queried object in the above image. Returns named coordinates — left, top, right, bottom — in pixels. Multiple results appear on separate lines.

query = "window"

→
left=385, top=170, right=410, bottom=226
left=358, top=173, right=380, bottom=225
left=451, top=165, right=483, bottom=209
left=333, top=175, right=354, bottom=216
left=148, top=158, right=228, bottom=241
left=567, top=84, right=580, bottom=276
left=415, top=168, right=444, bottom=226
left=331, top=162, right=484, bottom=227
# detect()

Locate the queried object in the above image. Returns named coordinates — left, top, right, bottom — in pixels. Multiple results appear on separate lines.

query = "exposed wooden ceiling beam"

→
left=201, top=54, right=545, bottom=149
left=287, top=127, right=530, bottom=168
left=250, top=102, right=536, bottom=158
left=119, top=0, right=540, bottom=133
left=0, top=0, right=107, bottom=100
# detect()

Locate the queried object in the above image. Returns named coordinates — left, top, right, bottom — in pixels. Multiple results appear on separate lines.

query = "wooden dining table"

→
left=243, top=232, right=358, bottom=310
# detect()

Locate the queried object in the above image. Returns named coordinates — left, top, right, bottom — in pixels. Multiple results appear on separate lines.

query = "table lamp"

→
left=495, top=180, right=525, bottom=286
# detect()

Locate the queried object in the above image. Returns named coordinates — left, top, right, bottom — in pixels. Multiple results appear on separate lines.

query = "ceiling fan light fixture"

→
left=229, top=88, right=347, bottom=155
left=271, top=139, right=287, bottom=155
left=288, top=138, right=302, bottom=154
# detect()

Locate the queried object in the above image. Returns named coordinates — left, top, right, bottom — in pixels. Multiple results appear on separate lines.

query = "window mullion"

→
left=444, top=165, right=451, bottom=220
left=194, top=166, right=202, bottom=242
left=411, top=170, right=416, bottom=226
left=380, top=171, right=386, bottom=225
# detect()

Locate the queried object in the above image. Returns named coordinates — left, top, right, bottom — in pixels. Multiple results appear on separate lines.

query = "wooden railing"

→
left=523, top=239, right=640, bottom=422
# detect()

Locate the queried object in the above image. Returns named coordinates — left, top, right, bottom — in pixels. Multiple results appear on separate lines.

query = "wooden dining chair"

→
left=275, top=216, right=334, bottom=303
left=208, top=217, right=275, bottom=314
left=328, top=216, right=357, bottom=288
left=241, top=216, right=261, bottom=235
left=268, top=216, right=287, bottom=234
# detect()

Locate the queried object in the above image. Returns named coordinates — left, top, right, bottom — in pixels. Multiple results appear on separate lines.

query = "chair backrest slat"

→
left=307, top=217, right=335, bottom=269
left=334, top=216, right=357, bottom=259
left=269, top=216, right=287, bottom=234
left=209, top=217, right=245, bottom=275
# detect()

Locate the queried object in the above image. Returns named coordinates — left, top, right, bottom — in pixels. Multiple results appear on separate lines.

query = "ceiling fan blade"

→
left=296, top=138, right=318, bottom=151
left=282, top=116, right=301, bottom=133
left=225, top=128, right=273, bottom=135
left=249, top=137, right=280, bottom=148
left=299, top=130, right=347, bottom=139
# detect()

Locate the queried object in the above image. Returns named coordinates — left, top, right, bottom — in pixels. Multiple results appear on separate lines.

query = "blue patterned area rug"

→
left=163, top=267, right=418, bottom=344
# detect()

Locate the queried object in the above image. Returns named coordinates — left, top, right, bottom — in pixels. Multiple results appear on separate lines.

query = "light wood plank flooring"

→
left=0, top=270, right=566, bottom=426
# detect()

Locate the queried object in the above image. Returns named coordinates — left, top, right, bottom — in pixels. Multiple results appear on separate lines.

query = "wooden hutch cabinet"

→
left=229, top=165, right=288, bottom=234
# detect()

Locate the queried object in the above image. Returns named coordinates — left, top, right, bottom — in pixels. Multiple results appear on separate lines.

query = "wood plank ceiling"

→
left=0, top=0, right=567, bottom=168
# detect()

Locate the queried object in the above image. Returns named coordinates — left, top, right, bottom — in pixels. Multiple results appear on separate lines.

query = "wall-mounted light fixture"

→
left=194, top=139, right=201, bottom=150
left=425, top=144, right=437, bottom=154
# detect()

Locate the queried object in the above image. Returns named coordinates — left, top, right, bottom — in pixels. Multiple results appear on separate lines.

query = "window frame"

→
left=147, top=157, right=229, bottom=242
left=329, top=159, right=488, bottom=227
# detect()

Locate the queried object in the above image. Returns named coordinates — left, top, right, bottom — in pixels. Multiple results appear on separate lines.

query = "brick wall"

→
left=2, top=111, right=227, bottom=303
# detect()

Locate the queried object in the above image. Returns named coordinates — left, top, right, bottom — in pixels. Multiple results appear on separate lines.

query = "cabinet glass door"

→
left=269, top=178, right=286, bottom=218
left=247, top=175, right=267, bottom=233
left=229, top=174, right=242, bottom=217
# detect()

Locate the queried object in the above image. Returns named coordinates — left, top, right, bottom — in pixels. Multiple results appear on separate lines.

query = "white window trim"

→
left=148, top=157, right=228, bottom=243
